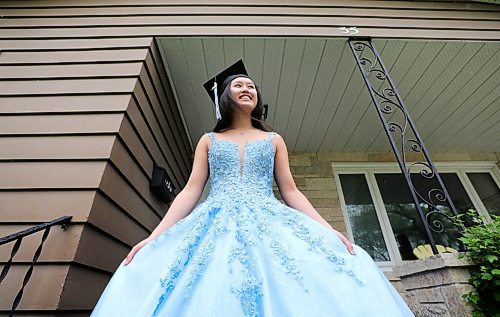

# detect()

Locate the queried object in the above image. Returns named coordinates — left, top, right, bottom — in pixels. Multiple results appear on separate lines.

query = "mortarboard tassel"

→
left=212, top=81, right=221, bottom=121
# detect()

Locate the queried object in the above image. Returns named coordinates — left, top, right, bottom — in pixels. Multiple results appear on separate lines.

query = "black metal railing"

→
left=348, top=37, right=462, bottom=255
left=0, top=215, right=72, bottom=316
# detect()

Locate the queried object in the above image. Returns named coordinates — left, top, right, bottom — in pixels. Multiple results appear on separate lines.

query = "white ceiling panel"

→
left=158, top=37, right=500, bottom=153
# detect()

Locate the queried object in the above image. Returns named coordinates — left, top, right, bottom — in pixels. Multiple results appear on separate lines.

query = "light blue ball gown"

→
left=90, top=131, right=415, bottom=317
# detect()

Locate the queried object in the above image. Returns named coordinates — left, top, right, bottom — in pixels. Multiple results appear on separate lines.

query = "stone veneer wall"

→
left=393, top=253, right=474, bottom=317
left=273, top=151, right=500, bottom=235
left=271, top=151, right=499, bottom=313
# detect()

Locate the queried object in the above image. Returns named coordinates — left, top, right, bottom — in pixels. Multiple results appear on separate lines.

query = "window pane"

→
left=339, top=174, right=390, bottom=262
left=375, top=173, right=469, bottom=260
left=467, top=172, right=500, bottom=216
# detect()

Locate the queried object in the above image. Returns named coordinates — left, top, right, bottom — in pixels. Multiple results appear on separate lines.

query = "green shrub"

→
left=454, top=210, right=500, bottom=317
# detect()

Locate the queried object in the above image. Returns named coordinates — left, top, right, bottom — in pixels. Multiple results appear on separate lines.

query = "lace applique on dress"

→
left=151, top=131, right=361, bottom=317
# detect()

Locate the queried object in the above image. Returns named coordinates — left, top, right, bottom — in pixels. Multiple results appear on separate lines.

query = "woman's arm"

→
left=125, top=133, right=211, bottom=265
left=273, top=134, right=355, bottom=255
left=147, top=133, right=210, bottom=240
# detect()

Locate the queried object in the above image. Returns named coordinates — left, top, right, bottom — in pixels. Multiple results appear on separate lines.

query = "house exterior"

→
left=0, top=0, right=499, bottom=315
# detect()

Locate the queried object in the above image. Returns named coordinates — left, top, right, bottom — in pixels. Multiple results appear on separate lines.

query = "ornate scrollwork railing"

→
left=0, top=215, right=72, bottom=316
left=348, top=37, right=461, bottom=254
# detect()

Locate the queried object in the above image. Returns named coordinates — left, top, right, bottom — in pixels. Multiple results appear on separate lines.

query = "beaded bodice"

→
left=150, top=130, right=362, bottom=317
left=206, top=131, right=277, bottom=202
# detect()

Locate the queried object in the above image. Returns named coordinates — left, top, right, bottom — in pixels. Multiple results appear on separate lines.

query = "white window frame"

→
left=333, top=161, right=500, bottom=269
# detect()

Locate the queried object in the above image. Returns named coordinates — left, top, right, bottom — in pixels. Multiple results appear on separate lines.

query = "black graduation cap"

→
left=203, top=59, right=250, bottom=121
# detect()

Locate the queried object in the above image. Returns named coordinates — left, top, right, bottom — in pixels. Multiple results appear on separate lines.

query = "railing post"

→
left=347, top=37, right=461, bottom=255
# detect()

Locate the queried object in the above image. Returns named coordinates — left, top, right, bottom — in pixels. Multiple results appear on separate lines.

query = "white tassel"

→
left=212, top=81, right=221, bottom=121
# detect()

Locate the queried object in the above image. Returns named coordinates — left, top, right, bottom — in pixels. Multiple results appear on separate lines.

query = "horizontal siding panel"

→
left=1, top=16, right=499, bottom=31
left=124, top=98, right=184, bottom=188
left=0, top=113, right=124, bottom=134
left=131, top=82, right=186, bottom=185
left=149, top=40, right=193, bottom=155
left=138, top=56, right=189, bottom=180
left=58, top=265, right=113, bottom=310
left=118, top=115, right=158, bottom=183
left=88, top=191, right=150, bottom=246
left=1, top=26, right=498, bottom=40
left=0, top=95, right=131, bottom=114
left=0, top=37, right=152, bottom=50
left=118, top=112, right=187, bottom=192
left=99, top=163, right=162, bottom=232
left=0, top=161, right=107, bottom=189
left=0, top=190, right=96, bottom=222
left=110, top=137, right=168, bottom=215
left=0, top=49, right=148, bottom=65
left=2, top=6, right=499, bottom=20
left=0, top=265, right=69, bottom=310
left=1, top=0, right=498, bottom=11
left=0, top=135, right=115, bottom=160
left=0, top=224, right=81, bottom=263
left=75, top=225, right=130, bottom=273
left=0, top=78, right=137, bottom=95
left=0, top=62, right=143, bottom=79
left=144, top=52, right=191, bottom=168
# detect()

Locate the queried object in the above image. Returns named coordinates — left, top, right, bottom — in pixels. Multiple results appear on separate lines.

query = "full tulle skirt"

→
left=90, top=195, right=414, bottom=317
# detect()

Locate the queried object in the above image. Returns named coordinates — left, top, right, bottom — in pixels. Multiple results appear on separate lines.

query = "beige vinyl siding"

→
left=0, top=0, right=498, bottom=315
left=0, top=36, right=191, bottom=314
left=1, top=1, right=499, bottom=40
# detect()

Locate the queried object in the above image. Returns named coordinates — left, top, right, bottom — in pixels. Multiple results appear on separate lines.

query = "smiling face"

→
left=229, top=77, right=258, bottom=114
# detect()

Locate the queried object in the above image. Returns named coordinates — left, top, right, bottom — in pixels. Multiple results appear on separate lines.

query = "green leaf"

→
left=485, top=255, right=498, bottom=263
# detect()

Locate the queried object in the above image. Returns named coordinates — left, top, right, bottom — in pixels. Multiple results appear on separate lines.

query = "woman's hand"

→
left=123, top=237, right=154, bottom=266
left=331, top=229, right=356, bottom=255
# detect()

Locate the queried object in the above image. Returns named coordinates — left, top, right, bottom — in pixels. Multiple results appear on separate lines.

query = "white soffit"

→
left=158, top=37, right=500, bottom=153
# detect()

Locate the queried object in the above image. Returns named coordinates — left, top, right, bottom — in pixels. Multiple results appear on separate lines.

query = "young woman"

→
left=90, top=60, right=415, bottom=317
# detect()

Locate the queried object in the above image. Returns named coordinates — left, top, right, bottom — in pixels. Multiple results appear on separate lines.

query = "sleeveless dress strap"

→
left=208, top=131, right=215, bottom=141
left=268, top=131, right=277, bottom=140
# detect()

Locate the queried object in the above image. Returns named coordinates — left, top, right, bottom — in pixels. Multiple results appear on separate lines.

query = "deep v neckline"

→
left=209, top=132, right=275, bottom=182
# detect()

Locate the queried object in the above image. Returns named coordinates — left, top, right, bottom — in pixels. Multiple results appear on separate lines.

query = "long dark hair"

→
left=212, top=77, right=273, bottom=133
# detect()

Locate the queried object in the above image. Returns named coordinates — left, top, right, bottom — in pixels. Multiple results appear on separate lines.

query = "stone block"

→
left=445, top=267, right=471, bottom=284
left=415, top=288, right=443, bottom=303
left=301, top=190, right=337, bottom=199
left=330, top=222, right=347, bottom=233
left=424, top=255, right=445, bottom=271
left=403, top=291, right=422, bottom=315
left=394, top=253, right=474, bottom=317
left=367, top=152, right=397, bottom=162
left=305, top=178, right=336, bottom=190
left=400, top=257, right=429, bottom=276
left=288, top=154, right=311, bottom=167
left=293, top=178, right=306, bottom=188
left=419, top=303, right=450, bottom=317
left=315, top=208, right=335, bottom=221
left=308, top=198, right=337, bottom=208
left=439, top=284, right=474, bottom=317
left=390, top=278, right=406, bottom=293
left=468, top=152, right=498, bottom=161
left=329, top=216, right=345, bottom=223
left=306, top=162, right=334, bottom=177
left=401, top=270, right=444, bottom=290
left=431, top=153, right=471, bottom=161
left=441, top=252, right=472, bottom=267
left=331, top=207, right=344, bottom=216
